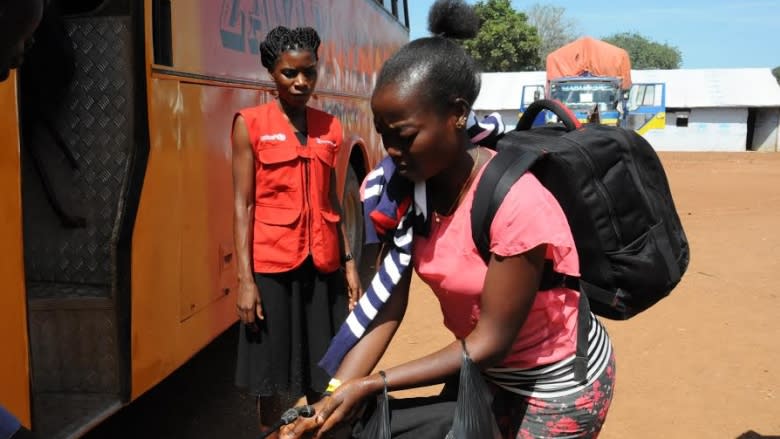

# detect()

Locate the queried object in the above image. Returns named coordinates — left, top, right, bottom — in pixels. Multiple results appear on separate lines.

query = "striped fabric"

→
left=318, top=157, right=427, bottom=376
left=318, top=111, right=506, bottom=377
left=467, top=111, right=505, bottom=147
left=485, top=314, right=612, bottom=398
left=0, top=405, right=21, bottom=439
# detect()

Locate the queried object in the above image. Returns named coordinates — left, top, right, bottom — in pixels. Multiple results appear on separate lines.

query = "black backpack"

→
left=471, top=99, right=690, bottom=379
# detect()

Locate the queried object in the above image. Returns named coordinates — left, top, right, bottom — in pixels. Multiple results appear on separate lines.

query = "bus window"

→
left=396, top=0, right=409, bottom=28
left=627, top=83, right=667, bottom=132
left=628, top=84, right=648, bottom=111
left=642, top=85, right=656, bottom=106
left=152, top=0, right=172, bottom=66
left=520, top=84, right=544, bottom=110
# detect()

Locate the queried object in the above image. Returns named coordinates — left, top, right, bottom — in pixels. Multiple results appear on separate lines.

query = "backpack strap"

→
left=471, top=147, right=590, bottom=384
left=471, top=148, right=542, bottom=262
left=573, top=288, right=591, bottom=383
left=538, top=262, right=589, bottom=383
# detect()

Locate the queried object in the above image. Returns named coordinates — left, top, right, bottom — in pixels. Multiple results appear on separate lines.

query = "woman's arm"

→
left=307, top=245, right=546, bottom=437
left=232, top=115, right=262, bottom=323
left=329, top=167, right=363, bottom=308
left=281, top=260, right=410, bottom=438
left=333, top=260, right=411, bottom=381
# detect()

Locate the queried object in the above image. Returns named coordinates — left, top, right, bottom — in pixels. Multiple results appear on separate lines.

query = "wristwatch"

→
left=342, top=253, right=354, bottom=263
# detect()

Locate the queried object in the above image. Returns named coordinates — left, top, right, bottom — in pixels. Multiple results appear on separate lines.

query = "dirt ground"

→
left=376, top=152, right=780, bottom=439
left=85, top=152, right=779, bottom=439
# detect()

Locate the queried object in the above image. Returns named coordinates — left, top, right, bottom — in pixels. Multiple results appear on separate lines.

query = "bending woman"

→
left=283, top=1, right=615, bottom=438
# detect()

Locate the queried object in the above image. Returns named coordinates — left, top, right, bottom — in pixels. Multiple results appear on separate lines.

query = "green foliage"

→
left=462, top=0, right=541, bottom=72
left=772, top=66, right=780, bottom=85
left=525, top=3, right=581, bottom=69
left=603, top=32, right=682, bottom=69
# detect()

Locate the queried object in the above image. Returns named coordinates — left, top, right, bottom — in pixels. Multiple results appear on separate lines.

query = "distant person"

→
left=282, top=1, right=615, bottom=437
left=0, top=0, right=45, bottom=81
left=588, top=104, right=601, bottom=124
left=230, top=26, right=362, bottom=438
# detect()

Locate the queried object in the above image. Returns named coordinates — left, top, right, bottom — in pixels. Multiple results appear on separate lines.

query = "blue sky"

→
left=407, top=0, right=780, bottom=69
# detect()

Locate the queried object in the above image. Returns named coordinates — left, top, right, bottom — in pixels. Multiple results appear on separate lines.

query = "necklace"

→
left=433, top=147, right=481, bottom=223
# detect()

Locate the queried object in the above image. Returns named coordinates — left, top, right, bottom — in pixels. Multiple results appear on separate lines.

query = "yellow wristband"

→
left=325, top=378, right=342, bottom=394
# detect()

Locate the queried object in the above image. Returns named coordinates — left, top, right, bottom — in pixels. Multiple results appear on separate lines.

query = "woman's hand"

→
left=278, top=398, right=327, bottom=439
left=281, top=378, right=374, bottom=438
left=236, top=279, right=263, bottom=323
left=344, top=260, right=362, bottom=311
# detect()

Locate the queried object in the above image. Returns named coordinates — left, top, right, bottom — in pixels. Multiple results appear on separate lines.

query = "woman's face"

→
left=270, top=50, right=318, bottom=109
left=371, top=82, right=462, bottom=182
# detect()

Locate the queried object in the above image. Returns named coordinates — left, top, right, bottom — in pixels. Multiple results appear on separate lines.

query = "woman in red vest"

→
left=231, top=26, right=362, bottom=437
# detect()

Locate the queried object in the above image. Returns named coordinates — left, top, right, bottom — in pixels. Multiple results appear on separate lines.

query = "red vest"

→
left=238, top=101, right=343, bottom=273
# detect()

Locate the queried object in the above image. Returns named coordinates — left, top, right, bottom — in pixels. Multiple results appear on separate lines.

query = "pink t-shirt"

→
left=413, top=151, right=581, bottom=369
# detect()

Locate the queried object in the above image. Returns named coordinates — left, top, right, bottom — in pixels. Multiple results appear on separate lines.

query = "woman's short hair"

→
left=259, top=26, right=321, bottom=71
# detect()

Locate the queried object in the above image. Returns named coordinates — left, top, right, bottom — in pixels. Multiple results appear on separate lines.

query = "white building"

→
left=474, top=68, right=780, bottom=152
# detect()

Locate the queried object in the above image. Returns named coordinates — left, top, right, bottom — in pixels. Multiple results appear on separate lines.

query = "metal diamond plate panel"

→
left=22, top=17, right=134, bottom=291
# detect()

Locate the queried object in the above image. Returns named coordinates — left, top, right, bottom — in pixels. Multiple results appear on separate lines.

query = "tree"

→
left=525, top=3, right=580, bottom=69
left=602, top=32, right=682, bottom=69
left=462, top=0, right=540, bottom=72
left=773, top=66, right=780, bottom=85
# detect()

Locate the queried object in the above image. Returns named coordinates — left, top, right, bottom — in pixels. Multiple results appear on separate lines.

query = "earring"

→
left=455, top=116, right=466, bottom=129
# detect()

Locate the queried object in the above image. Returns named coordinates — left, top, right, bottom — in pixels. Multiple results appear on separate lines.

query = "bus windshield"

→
left=550, top=80, right=621, bottom=112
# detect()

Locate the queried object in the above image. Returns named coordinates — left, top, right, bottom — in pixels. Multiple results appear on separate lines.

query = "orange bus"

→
left=0, top=1, right=409, bottom=437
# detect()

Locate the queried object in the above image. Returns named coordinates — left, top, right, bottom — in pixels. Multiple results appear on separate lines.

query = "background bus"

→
left=0, top=0, right=409, bottom=437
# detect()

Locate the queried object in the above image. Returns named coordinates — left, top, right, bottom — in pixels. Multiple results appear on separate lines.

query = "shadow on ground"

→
left=84, top=324, right=258, bottom=439
left=736, top=432, right=780, bottom=439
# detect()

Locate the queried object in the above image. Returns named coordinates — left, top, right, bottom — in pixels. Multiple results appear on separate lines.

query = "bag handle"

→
left=459, top=339, right=470, bottom=360
left=516, top=99, right=581, bottom=132
left=378, top=370, right=389, bottom=398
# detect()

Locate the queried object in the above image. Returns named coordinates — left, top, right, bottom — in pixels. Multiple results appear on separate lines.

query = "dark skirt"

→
left=235, top=257, right=348, bottom=398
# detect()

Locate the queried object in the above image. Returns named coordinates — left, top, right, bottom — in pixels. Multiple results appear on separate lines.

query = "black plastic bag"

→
left=353, top=393, right=456, bottom=439
left=354, top=341, right=500, bottom=439
left=445, top=340, right=502, bottom=439
left=355, top=370, right=392, bottom=439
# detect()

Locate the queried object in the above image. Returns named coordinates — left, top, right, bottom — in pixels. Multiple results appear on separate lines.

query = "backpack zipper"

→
left=616, top=128, right=659, bottom=221
left=562, top=136, right=624, bottom=243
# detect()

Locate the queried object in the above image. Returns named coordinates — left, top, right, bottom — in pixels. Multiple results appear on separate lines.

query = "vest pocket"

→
left=255, top=204, right=300, bottom=225
left=255, top=141, right=300, bottom=195
left=255, top=141, right=298, bottom=164
left=320, top=209, right=341, bottom=224
left=313, top=142, right=337, bottom=167
left=317, top=208, right=341, bottom=271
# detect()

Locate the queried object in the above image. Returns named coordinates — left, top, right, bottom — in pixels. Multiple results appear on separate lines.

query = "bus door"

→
left=626, top=82, right=666, bottom=134
left=519, top=84, right=546, bottom=128
left=15, top=0, right=146, bottom=437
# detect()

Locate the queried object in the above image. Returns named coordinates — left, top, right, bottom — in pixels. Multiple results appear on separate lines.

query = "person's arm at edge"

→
left=313, top=245, right=546, bottom=436
left=232, top=115, right=262, bottom=322
left=329, top=166, right=362, bottom=309
left=328, top=118, right=363, bottom=307
left=332, top=261, right=412, bottom=382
